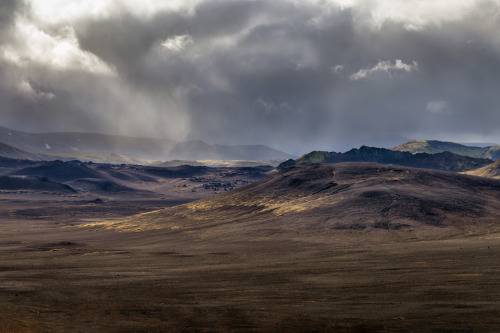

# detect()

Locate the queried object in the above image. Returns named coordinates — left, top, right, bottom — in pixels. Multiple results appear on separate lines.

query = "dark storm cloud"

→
left=0, top=0, right=21, bottom=35
left=1, top=0, right=500, bottom=155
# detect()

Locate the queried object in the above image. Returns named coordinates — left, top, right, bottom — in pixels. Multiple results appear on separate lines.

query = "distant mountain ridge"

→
left=0, top=140, right=147, bottom=164
left=278, top=146, right=493, bottom=172
left=0, top=126, right=293, bottom=161
left=391, top=140, right=500, bottom=160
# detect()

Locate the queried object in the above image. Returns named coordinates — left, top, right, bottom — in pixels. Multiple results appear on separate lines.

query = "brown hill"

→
left=94, top=163, right=500, bottom=237
left=465, top=159, right=500, bottom=179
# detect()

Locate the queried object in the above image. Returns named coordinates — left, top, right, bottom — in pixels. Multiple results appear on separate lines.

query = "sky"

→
left=1, top=0, right=500, bottom=155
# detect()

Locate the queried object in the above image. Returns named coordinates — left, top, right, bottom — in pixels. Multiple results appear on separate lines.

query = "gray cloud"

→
left=1, top=0, right=500, bottom=155
left=0, top=0, right=20, bottom=35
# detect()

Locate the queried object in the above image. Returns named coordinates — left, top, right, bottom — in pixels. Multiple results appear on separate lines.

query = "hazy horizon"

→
left=1, top=0, right=500, bottom=155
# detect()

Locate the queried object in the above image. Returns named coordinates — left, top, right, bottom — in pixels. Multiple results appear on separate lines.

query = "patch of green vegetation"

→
left=296, top=151, right=332, bottom=164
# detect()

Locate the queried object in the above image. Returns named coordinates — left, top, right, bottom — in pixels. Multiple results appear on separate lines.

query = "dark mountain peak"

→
left=357, top=145, right=379, bottom=151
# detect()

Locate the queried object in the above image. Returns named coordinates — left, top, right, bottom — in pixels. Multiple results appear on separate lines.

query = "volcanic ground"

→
left=0, top=162, right=499, bottom=332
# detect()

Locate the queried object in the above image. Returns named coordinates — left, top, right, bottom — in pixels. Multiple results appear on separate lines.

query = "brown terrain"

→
left=0, top=162, right=499, bottom=332
left=465, top=159, right=500, bottom=179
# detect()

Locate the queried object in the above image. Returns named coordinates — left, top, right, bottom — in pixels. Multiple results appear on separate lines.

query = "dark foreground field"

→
left=0, top=163, right=499, bottom=332
left=0, top=219, right=499, bottom=332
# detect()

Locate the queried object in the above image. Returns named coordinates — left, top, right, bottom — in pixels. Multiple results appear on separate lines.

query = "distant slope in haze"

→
left=279, top=146, right=493, bottom=172
left=90, top=163, right=500, bottom=237
left=0, top=126, right=293, bottom=161
left=0, top=141, right=45, bottom=160
left=0, top=139, right=150, bottom=164
left=43, top=152, right=146, bottom=164
left=391, top=140, right=500, bottom=160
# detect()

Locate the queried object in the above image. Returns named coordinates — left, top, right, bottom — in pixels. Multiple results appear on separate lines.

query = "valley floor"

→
left=0, top=198, right=499, bottom=332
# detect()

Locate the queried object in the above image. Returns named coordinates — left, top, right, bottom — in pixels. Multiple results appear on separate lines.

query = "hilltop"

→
left=391, top=140, right=500, bottom=160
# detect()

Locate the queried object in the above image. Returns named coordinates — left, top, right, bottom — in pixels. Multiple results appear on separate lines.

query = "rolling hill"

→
left=464, top=159, right=500, bottom=179
left=10, top=161, right=106, bottom=182
left=0, top=175, right=76, bottom=193
left=0, top=126, right=293, bottom=161
left=1, top=159, right=273, bottom=198
left=391, top=140, right=500, bottom=160
left=278, top=146, right=493, bottom=172
left=93, top=163, right=500, bottom=236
